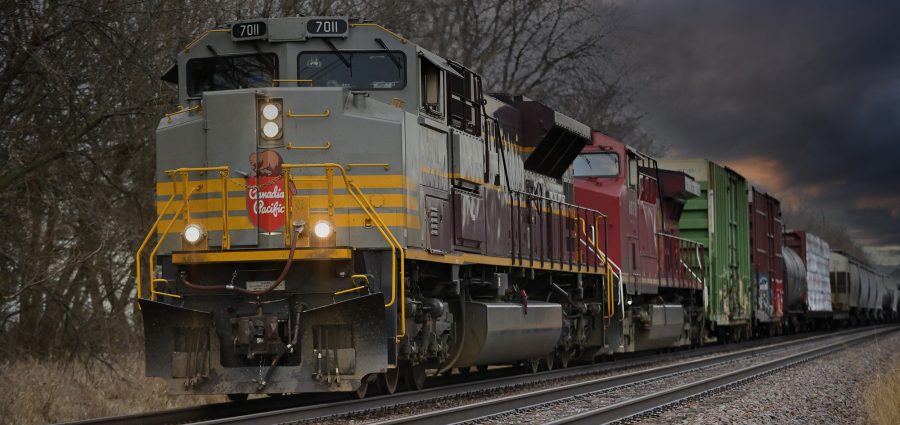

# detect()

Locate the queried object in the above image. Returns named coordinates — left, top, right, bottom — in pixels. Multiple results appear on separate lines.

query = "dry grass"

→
left=865, top=357, right=900, bottom=425
left=0, top=352, right=224, bottom=425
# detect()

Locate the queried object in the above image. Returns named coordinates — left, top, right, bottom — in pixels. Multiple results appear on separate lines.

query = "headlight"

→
left=262, top=103, right=280, bottom=120
left=184, top=223, right=204, bottom=244
left=313, top=221, right=332, bottom=238
left=262, top=121, right=280, bottom=138
left=258, top=98, right=283, bottom=141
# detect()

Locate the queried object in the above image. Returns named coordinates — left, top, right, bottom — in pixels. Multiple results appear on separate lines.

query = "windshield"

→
left=186, top=53, right=277, bottom=97
left=573, top=153, right=620, bottom=177
left=298, top=51, right=406, bottom=90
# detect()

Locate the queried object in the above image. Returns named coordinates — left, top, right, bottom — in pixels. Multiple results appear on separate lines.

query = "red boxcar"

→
left=749, top=188, right=784, bottom=335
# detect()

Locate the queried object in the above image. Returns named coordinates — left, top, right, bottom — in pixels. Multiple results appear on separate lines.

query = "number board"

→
left=231, top=21, right=267, bottom=41
left=306, top=18, right=348, bottom=37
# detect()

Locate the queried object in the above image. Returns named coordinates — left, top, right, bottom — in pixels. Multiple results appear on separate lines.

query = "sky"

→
left=620, top=0, right=900, bottom=267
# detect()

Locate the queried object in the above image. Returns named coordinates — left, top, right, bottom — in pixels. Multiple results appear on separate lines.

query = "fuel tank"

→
left=454, top=301, right=562, bottom=367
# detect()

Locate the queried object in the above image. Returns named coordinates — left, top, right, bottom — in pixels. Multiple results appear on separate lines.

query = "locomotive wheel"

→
left=227, top=393, right=248, bottom=402
left=354, top=375, right=374, bottom=399
left=526, top=358, right=540, bottom=374
left=404, top=363, right=426, bottom=391
left=477, top=365, right=489, bottom=373
left=457, top=366, right=471, bottom=376
left=378, top=367, right=400, bottom=395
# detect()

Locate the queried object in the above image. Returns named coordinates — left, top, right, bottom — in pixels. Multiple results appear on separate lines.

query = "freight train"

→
left=136, top=16, right=900, bottom=400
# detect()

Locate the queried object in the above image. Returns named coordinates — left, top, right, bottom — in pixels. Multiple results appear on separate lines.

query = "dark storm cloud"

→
left=622, top=0, right=900, bottom=264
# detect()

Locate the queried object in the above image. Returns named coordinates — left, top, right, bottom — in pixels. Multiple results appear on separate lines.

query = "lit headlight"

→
left=313, top=221, right=332, bottom=238
left=183, top=223, right=204, bottom=244
left=262, top=121, right=280, bottom=138
left=262, top=103, right=280, bottom=120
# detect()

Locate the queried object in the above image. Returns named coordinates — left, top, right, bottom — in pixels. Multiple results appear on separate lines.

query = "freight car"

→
left=783, top=231, right=832, bottom=331
left=136, top=16, right=621, bottom=399
left=657, top=159, right=753, bottom=342
left=749, top=188, right=784, bottom=337
left=827, top=251, right=890, bottom=325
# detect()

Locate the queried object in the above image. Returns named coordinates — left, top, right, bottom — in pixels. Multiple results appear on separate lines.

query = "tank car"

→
left=829, top=250, right=853, bottom=324
left=135, top=16, right=620, bottom=399
left=573, top=135, right=707, bottom=352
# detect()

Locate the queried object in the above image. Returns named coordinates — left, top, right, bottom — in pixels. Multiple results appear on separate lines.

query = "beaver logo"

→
left=246, top=150, right=290, bottom=232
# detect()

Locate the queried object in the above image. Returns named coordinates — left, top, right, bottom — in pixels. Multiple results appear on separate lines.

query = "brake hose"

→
left=180, top=225, right=302, bottom=296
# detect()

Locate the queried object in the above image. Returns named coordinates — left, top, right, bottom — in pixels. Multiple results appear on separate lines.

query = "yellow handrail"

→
left=136, top=195, right=178, bottom=301
left=273, top=79, right=313, bottom=87
left=137, top=166, right=230, bottom=303
left=351, top=180, right=406, bottom=339
left=287, top=141, right=332, bottom=150
left=347, top=163, right=390, bottom=171
left=349, top=23, right=408, bottom=44
left=183, top=29, right=230, bottom=52
left=148, top=185, right=201, bottom=301
left=281, top=163, right=406, bottom=341
left=334, top=286, right=367, bottom=296
left=165, top=104, right=201, bottom=123
left=579, top=217, right=616, bottom=318
left=286, top=109, right=330, bottom=118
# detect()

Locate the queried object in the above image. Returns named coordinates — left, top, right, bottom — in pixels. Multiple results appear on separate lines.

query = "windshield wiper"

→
left=375, top=37, right=403, bottom=70
left=323, top=39, right=351, bottom=68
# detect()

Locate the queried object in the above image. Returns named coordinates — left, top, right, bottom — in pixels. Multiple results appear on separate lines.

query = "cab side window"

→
left=420, top=58, right=444, bottom=118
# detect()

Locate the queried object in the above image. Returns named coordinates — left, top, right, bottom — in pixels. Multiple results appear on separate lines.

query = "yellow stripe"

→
left=155, top=194, right=417, bottom=214
left=173, top=248, right=352, bottom=264
left=157, top=212, right=421, bottom=233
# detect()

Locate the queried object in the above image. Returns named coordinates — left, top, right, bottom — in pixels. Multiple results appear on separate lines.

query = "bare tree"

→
left=783, top=206, right=871, bottom=263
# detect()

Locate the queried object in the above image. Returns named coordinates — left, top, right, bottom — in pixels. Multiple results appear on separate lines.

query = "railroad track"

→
left=542, top=325, right=899, bottom=425
left=378, top=325, right=899, bottom=425
left=67, top=326, right=893, bottom=425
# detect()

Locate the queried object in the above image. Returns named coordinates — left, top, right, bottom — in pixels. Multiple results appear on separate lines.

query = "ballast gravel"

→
left=635, top=329, right=900, bottom=425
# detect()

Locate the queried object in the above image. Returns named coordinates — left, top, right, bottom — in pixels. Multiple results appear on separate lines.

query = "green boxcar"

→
left=657, top=159, right=753, bottom=328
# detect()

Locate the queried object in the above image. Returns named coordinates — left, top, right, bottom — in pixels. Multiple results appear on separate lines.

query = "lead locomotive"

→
left=138, top=16, right=620, bottom=399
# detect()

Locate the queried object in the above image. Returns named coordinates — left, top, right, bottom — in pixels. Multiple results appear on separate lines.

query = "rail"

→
left=282, top=163, right=406, bottom=341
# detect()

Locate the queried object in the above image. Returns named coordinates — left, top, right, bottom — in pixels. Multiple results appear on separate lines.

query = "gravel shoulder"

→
left=635, top=330, right=900, bottom=425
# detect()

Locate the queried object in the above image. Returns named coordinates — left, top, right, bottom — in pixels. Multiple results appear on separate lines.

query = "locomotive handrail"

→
left=281, top=163, right=406, bottom=342
left=165, top=104, right=202, bottom=123
left=578, top=216, right=619, bottom=318
left=287, top=141, right=332, bottom=150
left=349, top=23, right=408, bottom=43
left=286, top=109, right=331, bottom=118
left=136, top=195, right=177, bottom=302
left=136, top=166, right=231, bottom=303
left=272, top=79, right=313, bottom=87
left=147, top=184, right=201, bottom=301
left=657, top=232, right=706, bottom=290
left=182, top=28, right=229, bottom=52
